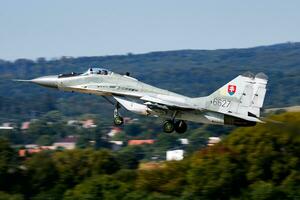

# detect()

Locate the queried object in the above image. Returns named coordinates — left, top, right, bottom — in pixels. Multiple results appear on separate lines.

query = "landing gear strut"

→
left=113, top=103, right=124, bottom=126
left=163, top=120, right=187, bottom=133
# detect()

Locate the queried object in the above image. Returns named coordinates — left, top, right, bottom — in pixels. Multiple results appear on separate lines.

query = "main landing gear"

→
left=163, top=120, right=187, bottom=133
left=113, top=102, right=124, bottom=126
left=162, top=111, right=187, bottom=133
left=112, top=101, right=186, bottom=133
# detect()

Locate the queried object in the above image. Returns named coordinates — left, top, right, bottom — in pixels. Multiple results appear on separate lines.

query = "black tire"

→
left=114, top=116, right=124, bottom=126
left=174, top=120, right=187, bottom=133
left=163, top=120, right=175, bottom=133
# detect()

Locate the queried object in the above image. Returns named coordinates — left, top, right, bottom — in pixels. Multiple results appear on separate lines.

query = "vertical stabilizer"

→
left=194, top=72, right=268, bottom=118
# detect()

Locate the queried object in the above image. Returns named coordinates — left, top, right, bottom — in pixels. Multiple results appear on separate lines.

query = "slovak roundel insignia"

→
left=227, top=85, right=236, bottom=96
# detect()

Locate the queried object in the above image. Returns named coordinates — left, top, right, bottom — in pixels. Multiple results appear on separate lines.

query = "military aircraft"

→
left=16, top=68, right=268, bottom=133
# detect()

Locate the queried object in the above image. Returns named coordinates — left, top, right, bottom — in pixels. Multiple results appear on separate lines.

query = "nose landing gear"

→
left=113, top=103, right=124, bottom=126
left=163, top=120, right=187, bottom=133
left=114, top=115, right=124, bottom=126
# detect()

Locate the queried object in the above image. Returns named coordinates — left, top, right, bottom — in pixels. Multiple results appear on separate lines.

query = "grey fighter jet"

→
left=17, top=68, right=268, bottom=133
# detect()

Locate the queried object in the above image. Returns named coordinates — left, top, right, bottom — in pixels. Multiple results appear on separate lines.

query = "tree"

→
left=280, top=171, right=300, bottom=199
left=150, top=133, right=181, bottom=159
left=116, top=146, right=145, bottom=169
left=244, top=181, right=284, bottom=200
left=136, top=160, right=189, bottom=196
left=185, top=146, right=246, bottom=200
left=24, top=152, right=59, bottom=196
left=185, top=128, right=208, bottom=154
left=76, top=135, right=91, bottom=149
left=35, top=135, right=53, bottom=146
left=52, top=149, right=119, bottom=187
left=0, top=139, right=19, bottom=191
left=63, top=175, right=129, bottom=200
left=0, top=191, right=23, bottom=200
left=124, top=124, right=143, bottom=136
left=42, top=110, right=63, bottom=123
left=224, top=112, right=300, bottom=184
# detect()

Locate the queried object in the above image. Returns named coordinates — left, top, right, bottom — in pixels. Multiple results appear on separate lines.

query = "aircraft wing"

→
left=139, top=94, right=199, bottom=110
left=70, top=84, right=202, bottom=111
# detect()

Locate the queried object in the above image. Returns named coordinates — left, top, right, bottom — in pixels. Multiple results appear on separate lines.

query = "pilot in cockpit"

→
left=84, top=68, right=110, bottom=76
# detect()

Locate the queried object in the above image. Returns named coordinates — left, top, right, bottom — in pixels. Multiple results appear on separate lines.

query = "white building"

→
left=25, top=144, right=39, bottom=149
left=208, top=137, right=221, bottom=146
left=53, top=142, right=76, bottom=150
left=178, top=138, right=189, bottom=145
left=53, top=136, right=78, bottom=150
left=109, top=140, right=123, bottom=146
left=166, top=150, right=184, bottom=161
left=0, top=122, right=14, bottom=130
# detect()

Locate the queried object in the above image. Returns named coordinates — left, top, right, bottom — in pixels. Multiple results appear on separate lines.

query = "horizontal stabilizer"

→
left=259, top=117, right=283, bottom=124
left=226, top=112, right=265, bottom=123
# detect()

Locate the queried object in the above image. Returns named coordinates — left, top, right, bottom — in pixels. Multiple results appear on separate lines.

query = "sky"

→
left=0, top=0, right=300, bottom=60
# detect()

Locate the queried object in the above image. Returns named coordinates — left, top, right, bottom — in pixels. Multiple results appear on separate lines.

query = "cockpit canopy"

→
left=58, top=68, right=112, bottom=78
left=82, top=68, right=112, bottom=76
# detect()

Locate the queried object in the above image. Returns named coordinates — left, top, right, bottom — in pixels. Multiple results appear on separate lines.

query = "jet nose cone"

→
left=31, top=75, right=58, bottom=88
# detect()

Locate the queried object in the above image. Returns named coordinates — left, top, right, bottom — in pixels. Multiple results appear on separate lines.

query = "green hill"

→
left=0, top=42, right=299, bottom=121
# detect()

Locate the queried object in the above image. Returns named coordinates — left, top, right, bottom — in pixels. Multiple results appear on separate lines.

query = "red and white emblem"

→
left=227, top=85, right=236, bottom=96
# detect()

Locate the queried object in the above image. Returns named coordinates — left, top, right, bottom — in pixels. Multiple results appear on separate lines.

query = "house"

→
left=166, top=150, right=184, bottom=161
left=178, top=138, right=189, bottom=145
left=40, top=146, right=56, bottom=150
left=208, top=137, right=221, bottom=146
left=82, top=119, right=97, bottom=128
left=19, top=149, right=27, bottom=157
left=53, top=136, right=78, bottom=150
left=67, top=120, right=80, bottom=126
left=128, top=139, right=155, bottom=146
left=18, top=148, right=42, bottom=157
left=21, top=121, right=31, bottom=130
left=67, top=119, right=97, bottom=128
left=0, top=122, right=14, bottom=130
left=123, top=117, right=133, bottom=124
left=18, top=144, right=56, bottom=157
left=107, top=127, right=122, bottom=137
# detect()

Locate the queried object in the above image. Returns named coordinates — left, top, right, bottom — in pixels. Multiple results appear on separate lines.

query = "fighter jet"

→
left=16, top=68, right=268, bottom=133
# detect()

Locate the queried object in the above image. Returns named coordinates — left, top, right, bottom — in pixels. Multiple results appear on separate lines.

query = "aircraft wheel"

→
left=174, top=120, right=187, bottom=133
left=114, top=116, right=124, bottom=126
left=163, top=120, right=175, bottom=133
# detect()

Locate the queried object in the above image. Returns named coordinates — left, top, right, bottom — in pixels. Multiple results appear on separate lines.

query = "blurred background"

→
left=0, top=1, right=299, bottom=200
